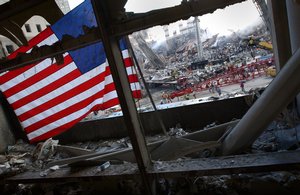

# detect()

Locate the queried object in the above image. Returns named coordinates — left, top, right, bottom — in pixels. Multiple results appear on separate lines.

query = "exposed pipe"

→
left=222, top=47, right=300, bottom=155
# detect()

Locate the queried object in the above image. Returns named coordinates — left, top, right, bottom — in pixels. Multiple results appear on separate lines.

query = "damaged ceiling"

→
left=0, top=0, right=246, bottom=73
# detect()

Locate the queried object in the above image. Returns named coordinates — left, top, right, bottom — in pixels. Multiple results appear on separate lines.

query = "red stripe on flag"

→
left=11, top=69, right=82, bottom=110
left=128, top=75, right=139, bottom=83
left=4, top=55, right=73, bottom=98
left=132, top=90, right=142, bottom=98
left=123, top=57, right=134, bottom=67
left=101, top=97, right=120, bottom=110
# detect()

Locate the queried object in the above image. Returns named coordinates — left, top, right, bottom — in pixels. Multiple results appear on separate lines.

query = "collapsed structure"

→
left=0, top=0, right=300, bottom=194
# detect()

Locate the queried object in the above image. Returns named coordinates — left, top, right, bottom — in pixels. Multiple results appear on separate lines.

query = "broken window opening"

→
left=36, top=24, right=42, bottom=32
left=5, top=45, right=14, bottom=54
left=25, top=24, right=31, bottom=32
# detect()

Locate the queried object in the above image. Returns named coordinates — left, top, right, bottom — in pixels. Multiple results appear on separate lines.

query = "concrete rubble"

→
left=131, top=20, right=273, bottom=93
left=1, top=113, right=300, bottom=194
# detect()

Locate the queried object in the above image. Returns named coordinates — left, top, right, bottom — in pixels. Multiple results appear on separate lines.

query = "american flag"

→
left=0, top=0, right=141, bottom=143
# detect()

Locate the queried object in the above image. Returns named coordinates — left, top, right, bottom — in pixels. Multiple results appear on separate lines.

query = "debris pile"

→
left=0, top=140, right=36, bottom=180
left=168, top=124, right=188, bottom=136
left=155, top=172, right=300, bottom=195
left=1, top=115, right=300, bottom=194
left=131, top=20, right=272, bottom=93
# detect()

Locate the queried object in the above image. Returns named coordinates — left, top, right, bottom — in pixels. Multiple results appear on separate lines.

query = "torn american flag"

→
left=0, top=0, right=141, bottom=143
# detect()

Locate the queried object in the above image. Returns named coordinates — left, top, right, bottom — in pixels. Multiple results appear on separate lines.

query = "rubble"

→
left=39, top=165, right=60, bottom=177
left=1, top=85, right=299, bottom=195
left=168, top=124, right=188, bottom=136
left=1, top=115, right=300, bottom=194
left=111, top=19, right=275, bottom=121
left=33, top=138, right=58, bottom=161
left=131, top=20, right=272, bottom=87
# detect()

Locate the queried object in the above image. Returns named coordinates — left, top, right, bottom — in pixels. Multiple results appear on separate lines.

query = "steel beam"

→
left=110, top=0, right=246, bottom=37
left=267, top=0, right=291, bottom=69
left=91, top=0, right=153, bottom=193
left=222, top=48, right=300, bottom=155
left=6, top=150, right=300, bottom=184
left=286, top=0, right=300, bottom=123
left=47, top=120, right=239, bottom=167
left=286, top=0, right=300, bottom=54
left=0, top=0, right=51, bottom=22
left=126, top=37, right=167, bottom=135
left=0, top=28, right=101, bottom=73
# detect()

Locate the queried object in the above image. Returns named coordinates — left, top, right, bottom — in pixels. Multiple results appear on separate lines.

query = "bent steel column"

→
left=286, top=0, right=300, bottom=53
left=91, top=1, right=153, bottom=194
left=267, top=0, right=291, bottom=70
left=222, top=48, right=300, bottom=155
left=286, top=0, right=300, bottom=116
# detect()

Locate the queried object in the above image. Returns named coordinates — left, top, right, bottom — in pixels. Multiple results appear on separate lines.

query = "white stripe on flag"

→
left=126, top=66, right=136, bottom=75
left=130, top=82, right=141, bottom=91
left=122, top=50, right=129, bottom=58
left=0, top=72, right=7, bottom=76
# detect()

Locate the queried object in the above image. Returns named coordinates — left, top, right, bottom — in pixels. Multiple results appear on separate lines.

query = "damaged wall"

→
left=55, top=95, right=251, bottom=143
left=0, top=93, right=16, bottom=153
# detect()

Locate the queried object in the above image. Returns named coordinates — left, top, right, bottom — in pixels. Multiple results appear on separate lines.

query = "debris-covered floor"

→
left=1, top=116, right=300, bottom=194
left=2, top=171, right=300, bottom=195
